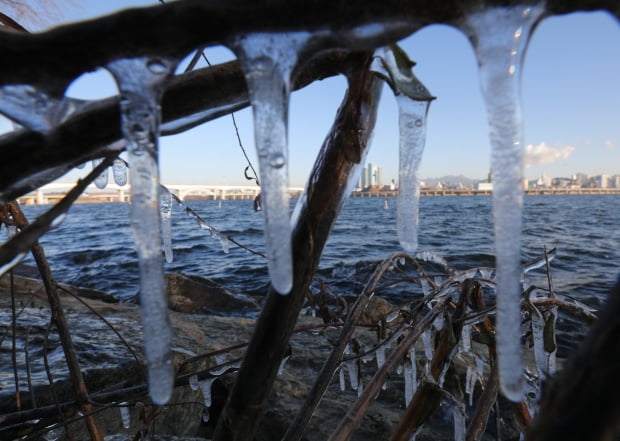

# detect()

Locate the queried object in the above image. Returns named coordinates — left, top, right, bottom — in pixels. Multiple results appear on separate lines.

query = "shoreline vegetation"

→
left=18, top=187, right=620, bottom=205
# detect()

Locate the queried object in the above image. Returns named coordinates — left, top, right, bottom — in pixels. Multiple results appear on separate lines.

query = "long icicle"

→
left=230, top=32, right=311, bottom=295
left=460, top=4, right=545, bottom=401
left=373, top=46, right=434, bottom=253
left=106, top=56, right=177, bottom=405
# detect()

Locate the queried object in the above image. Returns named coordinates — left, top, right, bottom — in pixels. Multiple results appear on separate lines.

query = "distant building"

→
left=359, top=162, right=383, bottom=190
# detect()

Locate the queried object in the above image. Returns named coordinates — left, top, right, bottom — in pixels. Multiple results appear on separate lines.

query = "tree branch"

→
left=0, top=51, right=358, bottom=202
left=0, top=0, right=615, bottom=94
left=212, top=52, right=382, bottom=441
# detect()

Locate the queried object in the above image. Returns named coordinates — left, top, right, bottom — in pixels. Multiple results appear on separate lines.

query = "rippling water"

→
left=17, top=194, right=620, bottom=310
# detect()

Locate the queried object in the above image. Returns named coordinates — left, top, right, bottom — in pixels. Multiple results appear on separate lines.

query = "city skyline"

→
left=0, top=2, right=618, bottom=188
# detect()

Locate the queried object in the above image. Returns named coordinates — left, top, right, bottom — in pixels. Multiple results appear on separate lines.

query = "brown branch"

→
left=212, top=52, right=382, bottom=441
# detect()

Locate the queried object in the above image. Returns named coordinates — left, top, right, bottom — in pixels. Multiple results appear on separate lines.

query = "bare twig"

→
left=283, top=252, right=407, bottom=441
left=8, top=202, right=103, bottom=441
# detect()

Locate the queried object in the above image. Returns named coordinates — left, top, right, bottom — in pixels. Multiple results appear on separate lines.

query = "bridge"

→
left=17, top=182, right=305, bottom=205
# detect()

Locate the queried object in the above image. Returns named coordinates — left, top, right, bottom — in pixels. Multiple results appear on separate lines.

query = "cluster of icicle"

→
left=335, top=250, right=562, bottom=440
left=0, top=3, right=548, bottom=405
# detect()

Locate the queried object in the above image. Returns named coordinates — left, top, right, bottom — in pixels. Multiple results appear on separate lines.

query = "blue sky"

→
left=4, top=1, right=620, bottom=187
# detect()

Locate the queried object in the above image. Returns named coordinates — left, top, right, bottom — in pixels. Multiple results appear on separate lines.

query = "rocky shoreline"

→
left=0, top=268, right=514, bottom=441
left=0, top=269, right=421, bottom=441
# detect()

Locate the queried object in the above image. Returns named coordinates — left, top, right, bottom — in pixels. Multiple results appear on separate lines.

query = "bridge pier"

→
left=36, top=189, right=47, bottom=205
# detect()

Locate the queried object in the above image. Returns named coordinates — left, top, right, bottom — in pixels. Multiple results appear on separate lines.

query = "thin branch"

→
left=0, top=155, right=116, bottom=271
left=283, top=252, right=407, bottom=441
left=8, top=202, right=104, bottom=441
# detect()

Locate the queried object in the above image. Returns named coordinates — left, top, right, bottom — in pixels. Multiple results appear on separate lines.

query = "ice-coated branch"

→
left=0, top=0, right=614, bottom=93
left=0, top=51, right=361, bottom=202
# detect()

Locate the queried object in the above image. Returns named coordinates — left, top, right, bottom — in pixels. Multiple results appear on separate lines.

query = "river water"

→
left=15, top=194, right=620, bottom=311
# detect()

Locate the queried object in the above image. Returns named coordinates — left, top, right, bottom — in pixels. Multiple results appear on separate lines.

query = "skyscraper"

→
left=359, top=163, right=383, bottom=189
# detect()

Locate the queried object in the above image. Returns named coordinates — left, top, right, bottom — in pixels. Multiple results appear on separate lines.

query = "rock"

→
left=0, top=275, right=504, bottom=441
left=165, top=273, right=260, bottom=315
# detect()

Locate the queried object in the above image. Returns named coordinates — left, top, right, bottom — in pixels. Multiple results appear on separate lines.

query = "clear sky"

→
left=3, top=1, right=620, bottom=187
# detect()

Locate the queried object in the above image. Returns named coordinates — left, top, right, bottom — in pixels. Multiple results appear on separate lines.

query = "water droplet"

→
left=147, top=59, right=169, bottom=75
left=270, top=153, right=286, bottom=168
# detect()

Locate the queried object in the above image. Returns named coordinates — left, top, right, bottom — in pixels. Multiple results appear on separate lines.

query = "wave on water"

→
left=12, top=195, right=620, bottom=312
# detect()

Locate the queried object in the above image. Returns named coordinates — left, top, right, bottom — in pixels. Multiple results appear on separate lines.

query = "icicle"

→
left=530, top=305, right=546, bottom=377
left=376, top=345, right=386, bottom=369
left=339, top=365, right=346, bottom=392
left=106, top=56, right=177, bottom=405
left=395, top=93, right=431, bottom=253
left=160, top=186, right=173, bottom=263
left=460, top=325, right=472, bottom=353
left=199, top=377, right=216, bottom=408
left=231, top=32, right=311, bottom=294
left=42, top=426, right=64, bottom=441
left=357, top=379, right=364, bottom=397
left=374, top=46, right=434, bottom=253
left=403, top=359, right=415, bottom=406
left=92, top=159, right=109, bottom=189
left=414, top=250, right=450, bottom=269
left=119, top=402, right=131, bottom=429
left=460, top=4, right=545, bottom=401
left=419, top=278, right=433, bottom=297
left=189, top=374, right=199, bottom=391
left=113, top=159, right=128, bottom=186
left=465, top=364, right=476, bottom=406
left=422, top=330, right=433, bottom=361
left=346, top=361, right=359, bottom=391
left=453, top=402, right=467, bottom=441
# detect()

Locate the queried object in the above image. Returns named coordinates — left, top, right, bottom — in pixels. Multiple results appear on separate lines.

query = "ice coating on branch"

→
left=461, top=4, right=544, bottom=401
left=339, top=366, right=346, bottom=391
left=160, top=186, right=173, bottom=263
left=530, top=303, right=547, bottom=377
left=92, top=159, right=109, bottom=189
left=106, top=56, right=177, bottom=405
left=113, top=159, right=128, bottom=186
left=0, top=86, right=84, bottom=133
left=231, top=32, right=312, bottom=294
left=0, top=251, right=26, bottom=278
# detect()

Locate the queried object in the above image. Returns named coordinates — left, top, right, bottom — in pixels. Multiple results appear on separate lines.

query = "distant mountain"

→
left=421, top=175, right=484, bottom=188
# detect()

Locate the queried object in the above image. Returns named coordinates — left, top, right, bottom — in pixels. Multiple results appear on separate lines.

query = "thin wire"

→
left=196, top=50, right=261, bottom=186
left=158, top=0, right=260, bottom=186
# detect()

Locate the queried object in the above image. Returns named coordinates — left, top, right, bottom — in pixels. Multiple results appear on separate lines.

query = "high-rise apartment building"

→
left=359, top=162, right=383, bottom=189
